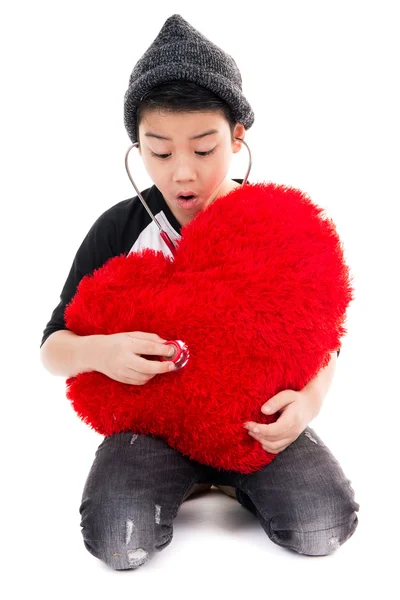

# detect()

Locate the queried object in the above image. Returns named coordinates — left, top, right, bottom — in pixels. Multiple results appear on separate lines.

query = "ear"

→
left=232, top=123, right=246, bottom=154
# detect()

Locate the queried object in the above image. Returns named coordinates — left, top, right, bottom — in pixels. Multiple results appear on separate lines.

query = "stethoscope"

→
left=123, top=137, right=252, bottom=370
left=124, top=137, right=252, bottom=258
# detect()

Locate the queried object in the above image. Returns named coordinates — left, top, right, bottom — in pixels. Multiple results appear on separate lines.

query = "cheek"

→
left=212, top=150, right=230, bottom=172
left=142, top=157, right=165, bottom=182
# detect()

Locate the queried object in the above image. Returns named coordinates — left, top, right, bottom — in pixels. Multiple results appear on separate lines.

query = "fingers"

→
left=123, top=357, right=174, bottom=384
left=130, top=354, right=175, bottom=375
left=244, top=422, right=278, bottom=439
left=130, top=337, right=175, bottom=358
left=122, top=369, right=151, bottom=385
left=127, top=331, right=167, bottom=343
left=247, top=430, right=290, bottom=454
left=244, top=419, right=294, bottom=440
left=121, top=332, right=177, bottom=382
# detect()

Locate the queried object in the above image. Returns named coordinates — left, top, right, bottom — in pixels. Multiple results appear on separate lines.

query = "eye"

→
left=150, top=148, right=216, bottom=159
left=150, top=152, right=170, bottom=159
left=196, top=148, right=216, bottom=157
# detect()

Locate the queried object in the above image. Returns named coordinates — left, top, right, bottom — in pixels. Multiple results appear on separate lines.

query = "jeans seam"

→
left=173, top=476, right=199, bottom=511
left=271, top=514, right=358, bottom=535
left=239, top=488, right=357, bottom=535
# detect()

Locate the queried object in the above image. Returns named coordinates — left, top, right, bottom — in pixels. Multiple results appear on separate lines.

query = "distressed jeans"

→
left=79, top=426, right=360, bottom=570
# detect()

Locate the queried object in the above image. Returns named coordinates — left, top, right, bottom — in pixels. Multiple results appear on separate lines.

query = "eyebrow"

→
left=144, top=128, right=219, bottom=141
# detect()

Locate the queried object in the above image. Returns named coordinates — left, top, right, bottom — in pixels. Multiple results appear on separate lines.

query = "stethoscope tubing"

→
left=124, top=137, right=252, bottom=256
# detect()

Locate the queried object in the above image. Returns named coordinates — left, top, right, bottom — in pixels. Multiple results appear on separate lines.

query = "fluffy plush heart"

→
left=64, top=182, right=353, bottom=474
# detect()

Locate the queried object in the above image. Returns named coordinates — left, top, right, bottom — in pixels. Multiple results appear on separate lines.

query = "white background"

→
left=1, top=1, right=398, bottom=598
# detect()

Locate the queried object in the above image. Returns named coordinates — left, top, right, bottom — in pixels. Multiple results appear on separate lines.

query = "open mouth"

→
left=176, top=194, right=199, bottom=209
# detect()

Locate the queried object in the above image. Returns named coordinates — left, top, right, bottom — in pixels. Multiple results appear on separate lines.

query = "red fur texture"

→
left=64, top=182, right=354, bottom=474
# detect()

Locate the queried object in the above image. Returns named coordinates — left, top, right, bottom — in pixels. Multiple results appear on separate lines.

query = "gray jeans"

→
left=79, top=426, right=359, bottom=570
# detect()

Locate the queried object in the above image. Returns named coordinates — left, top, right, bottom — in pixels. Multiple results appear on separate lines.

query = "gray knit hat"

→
left=123, top=14, right=254, bottom=144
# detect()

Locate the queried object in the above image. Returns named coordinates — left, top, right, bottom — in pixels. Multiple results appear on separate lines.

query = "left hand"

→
left=243, top=389, right=316, bottom=454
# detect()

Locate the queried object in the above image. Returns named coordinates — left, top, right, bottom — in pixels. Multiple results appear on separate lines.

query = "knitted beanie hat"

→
left=123, top=14, right=255, bottom=144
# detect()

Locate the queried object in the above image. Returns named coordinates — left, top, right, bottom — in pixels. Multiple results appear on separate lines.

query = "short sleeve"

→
left=40, top=214, right=116, bottom=348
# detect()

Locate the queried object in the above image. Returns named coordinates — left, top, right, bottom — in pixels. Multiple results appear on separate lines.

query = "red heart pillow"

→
left=64, top=182, right=353, bottom=474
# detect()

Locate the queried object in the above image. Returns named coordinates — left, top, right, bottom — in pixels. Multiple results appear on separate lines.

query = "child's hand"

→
left=92, top=331, right=176, bottom=385
left=243, top=390, right=314, bottom=454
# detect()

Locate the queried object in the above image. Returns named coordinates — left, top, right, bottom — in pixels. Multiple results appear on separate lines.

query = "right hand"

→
left=92, top=331, right=177, bottom=385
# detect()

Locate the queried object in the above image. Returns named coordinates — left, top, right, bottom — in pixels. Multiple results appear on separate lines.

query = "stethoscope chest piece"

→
left=160, top=340, right=190, bottom=370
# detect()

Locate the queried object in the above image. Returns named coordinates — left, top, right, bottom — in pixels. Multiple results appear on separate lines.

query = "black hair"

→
left=137, top=80, right=237, bottom=142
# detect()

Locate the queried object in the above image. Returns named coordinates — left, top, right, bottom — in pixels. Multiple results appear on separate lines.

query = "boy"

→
left=40, top=14, right=359, bottom=570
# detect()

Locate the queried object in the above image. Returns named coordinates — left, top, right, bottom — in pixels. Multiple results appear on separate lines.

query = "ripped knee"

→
left=81, top=504, right=171, bottom=570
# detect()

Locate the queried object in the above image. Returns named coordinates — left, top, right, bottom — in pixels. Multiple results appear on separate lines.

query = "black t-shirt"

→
left=40, top=178, right=340, bottom=357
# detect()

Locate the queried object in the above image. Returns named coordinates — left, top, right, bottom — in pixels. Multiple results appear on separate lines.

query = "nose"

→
left=172, top=155, right=196, bottom=183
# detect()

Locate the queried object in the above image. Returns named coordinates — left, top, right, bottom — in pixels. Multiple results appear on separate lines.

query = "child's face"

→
left=138, top=109, right=245, bottom=226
